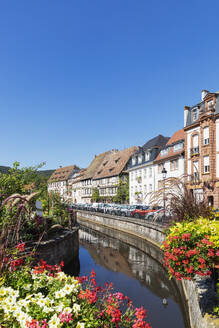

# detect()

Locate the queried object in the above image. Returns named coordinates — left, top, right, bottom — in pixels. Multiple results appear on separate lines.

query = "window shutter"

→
left=203, top=127, right=209, bottom=139
left=193, top=134, right=198, bottom=147
left=204, top=156, right=209, bottom=166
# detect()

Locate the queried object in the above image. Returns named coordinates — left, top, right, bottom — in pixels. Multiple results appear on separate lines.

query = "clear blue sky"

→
left=1, top=0, right=219, bottom=170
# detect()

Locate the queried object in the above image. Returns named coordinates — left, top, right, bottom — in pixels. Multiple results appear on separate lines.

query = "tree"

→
left=114, top=176, right=129, bottom=204
left=91, top=188, right=100, bottom=202
left=0, top=162, right=48, bottom=198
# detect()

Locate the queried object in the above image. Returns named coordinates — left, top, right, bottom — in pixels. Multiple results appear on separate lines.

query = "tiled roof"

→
left=93, top=146, right=138, bottom=180
left=80, top=151, right=111, bottom=181
left=48, top=165, right=79, bottom=182
left=155, top=129, right=185, bottom=163
left=166, top=128, right=184, bottom=145
left=142, top=135, right=170, bottom=151
left=71, top=169, right=87, bottom=184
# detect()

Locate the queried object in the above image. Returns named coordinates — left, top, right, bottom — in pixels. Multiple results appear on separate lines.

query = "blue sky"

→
left=1, top=0, right=219, bottom=169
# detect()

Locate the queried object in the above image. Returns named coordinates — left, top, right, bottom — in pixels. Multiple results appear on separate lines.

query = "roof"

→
left=142, top=134, right=170, bottom=151
left=155, top=129, right=185, bottom=163
left=93, top=146, right=138, bottom=180
left=48, top=165, right=80, bottom=182
left=80, top=151, right=111, bottom=180
left=166, top=128, right=184, bottom=145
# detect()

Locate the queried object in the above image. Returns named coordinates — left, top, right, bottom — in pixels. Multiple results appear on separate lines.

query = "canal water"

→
left=65, top=223, right=190, bottom=328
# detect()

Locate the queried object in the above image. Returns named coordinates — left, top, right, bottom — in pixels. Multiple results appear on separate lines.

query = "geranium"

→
left=161, top=218, right=219, bottom=280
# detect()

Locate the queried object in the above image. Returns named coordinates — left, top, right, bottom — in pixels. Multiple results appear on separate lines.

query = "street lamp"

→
left=161, top=167, right=167, bottom=219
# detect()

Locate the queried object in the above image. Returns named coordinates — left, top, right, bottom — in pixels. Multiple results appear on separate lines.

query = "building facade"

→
left=184, top=90, right=219, bottom=207
left=154, top=129, right=185, bottom=191
left=92, top=146, right=138, bottom=201
left=48, top=165, right=80, bottom=201
left=128, top=135, right=170, bottom=205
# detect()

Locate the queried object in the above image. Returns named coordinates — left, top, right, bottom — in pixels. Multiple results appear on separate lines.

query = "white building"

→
left=154, top=129, right=185, bottom=192
left=128, top=135, right=170, bottom=205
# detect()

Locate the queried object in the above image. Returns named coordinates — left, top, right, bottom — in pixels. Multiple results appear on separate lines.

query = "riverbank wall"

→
left=77, top=210, right=218, bottom=328
left=35, top=227, right=79, bottom=269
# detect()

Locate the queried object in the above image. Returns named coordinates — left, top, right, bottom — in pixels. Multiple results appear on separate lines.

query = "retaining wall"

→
left=35, top=227, right=79, bottom=269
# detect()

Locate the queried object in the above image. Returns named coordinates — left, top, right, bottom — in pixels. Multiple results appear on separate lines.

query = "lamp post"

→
left=162, top=167, right=167, bottom=220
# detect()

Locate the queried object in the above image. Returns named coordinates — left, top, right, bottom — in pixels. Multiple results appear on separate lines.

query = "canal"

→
left=65, top=223, right=190, bottom=328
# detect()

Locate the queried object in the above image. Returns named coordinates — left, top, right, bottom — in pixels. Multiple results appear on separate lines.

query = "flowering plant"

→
left=0, top=259, right=152, bottom=328
left=161, top=218, right=219, bottom=280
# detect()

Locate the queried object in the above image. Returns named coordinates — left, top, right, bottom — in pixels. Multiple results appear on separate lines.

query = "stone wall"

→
left=77, top=211, right=218, bottom=328
left=35, top=228, right=79, bottom=270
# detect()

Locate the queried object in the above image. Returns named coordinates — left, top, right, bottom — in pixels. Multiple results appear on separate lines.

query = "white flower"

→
left=55, top=290, right=65, bottom=299
left=62, top=284, right=73, bottom=295
left=48, top=313, right=61, bottom=328
left=54, top=302, right=64, bottom=312
left=76, top=322, right=85, bottom=328
left=73, top=303, right=80, bottom=315
left=36, top=298, right=46, bottom=307
left=63, top=306, right=72, bottom=314
left=0, top=287, right=7, bottom=296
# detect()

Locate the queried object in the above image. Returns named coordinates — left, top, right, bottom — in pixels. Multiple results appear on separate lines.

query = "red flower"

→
left=16, top=242, right=25, bottom=252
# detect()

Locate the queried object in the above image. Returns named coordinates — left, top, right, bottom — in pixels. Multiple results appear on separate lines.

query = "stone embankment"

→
left=35, top=227, right=79, bottom=268
left=77, top=210, right=218, bottom=328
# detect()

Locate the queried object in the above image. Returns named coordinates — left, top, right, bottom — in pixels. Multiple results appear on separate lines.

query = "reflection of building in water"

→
left=79, top=226, right=177, bottom=301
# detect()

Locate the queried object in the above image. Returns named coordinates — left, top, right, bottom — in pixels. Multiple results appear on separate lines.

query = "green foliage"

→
left=113, top=176, right=129, bottom=204
left=0, top=162, right=49, bottom=199
left=91, top=188, right=100, bottom=202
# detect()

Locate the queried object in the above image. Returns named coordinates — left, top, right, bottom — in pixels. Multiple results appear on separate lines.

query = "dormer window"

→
left=132, top=157, right=136, bottom=165
left=173, top=143, right=183, bottom=152
left=138, top=155, right=142, bottom=164
left=145, top=152, right=150, bottom=161
left=160, top=148, right=169, bottom=156
left=103, top=161, right=108, bottom=166
left=115, top=158, right=120, bottom=164
left=207, top=100, right=214, bottom=111
left=192, top=108, right=198, bottom=122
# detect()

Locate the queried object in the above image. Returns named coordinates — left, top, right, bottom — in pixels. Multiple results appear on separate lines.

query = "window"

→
left=204, top=156, right=210, bottom=173
left=170, top=159, right=179, bottom=171
left=193, top=161, right=199, bottom=182
left=160, top=148, right=169, bottom=156
left=132, top=157, right=136, bottom=165
left=173, top=143, right=183, bottom=152
left=207, top=100, right=213, bottom=111
left=144, top=185, right=147, bottom=193
left=149, top=167, right=152, bottom=177
left=149, top=184, right=152, bottom=192
left=143, top=168, right=147, bottom=178
left=158, top=164, right=163, bottom=173
left=203, top=127, right=209, bottom=145
left=193, top=134, right=198, bottom=147
left=192, top=108, right=198, bottom=122
left=138, top=155, right=142, bottom=164
left=145, top=152, right=150, bottom=161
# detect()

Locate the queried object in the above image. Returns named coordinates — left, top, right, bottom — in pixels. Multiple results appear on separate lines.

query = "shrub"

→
left=161, top=218, right=219, bottom=280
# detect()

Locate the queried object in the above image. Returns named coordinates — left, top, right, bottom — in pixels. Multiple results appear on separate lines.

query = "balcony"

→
left=190, top=147, right=200, bottom=156
left=190, top=173, right=200, bottom=185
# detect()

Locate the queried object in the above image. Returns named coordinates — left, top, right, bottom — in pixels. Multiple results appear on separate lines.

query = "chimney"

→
left=201, top=90, right=209, bottom=101
left=184, top=106, right=190, bottom=127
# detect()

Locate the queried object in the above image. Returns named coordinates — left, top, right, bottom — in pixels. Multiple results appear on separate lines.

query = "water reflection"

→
left=78, top=223, right=190, bottom=328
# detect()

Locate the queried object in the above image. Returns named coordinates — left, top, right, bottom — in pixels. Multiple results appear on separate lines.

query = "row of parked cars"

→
left=70, top=203, right=169, bottom=222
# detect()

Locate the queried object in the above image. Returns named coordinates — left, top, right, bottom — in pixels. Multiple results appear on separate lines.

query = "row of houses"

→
left=48, top=89, right=219, bottom=208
